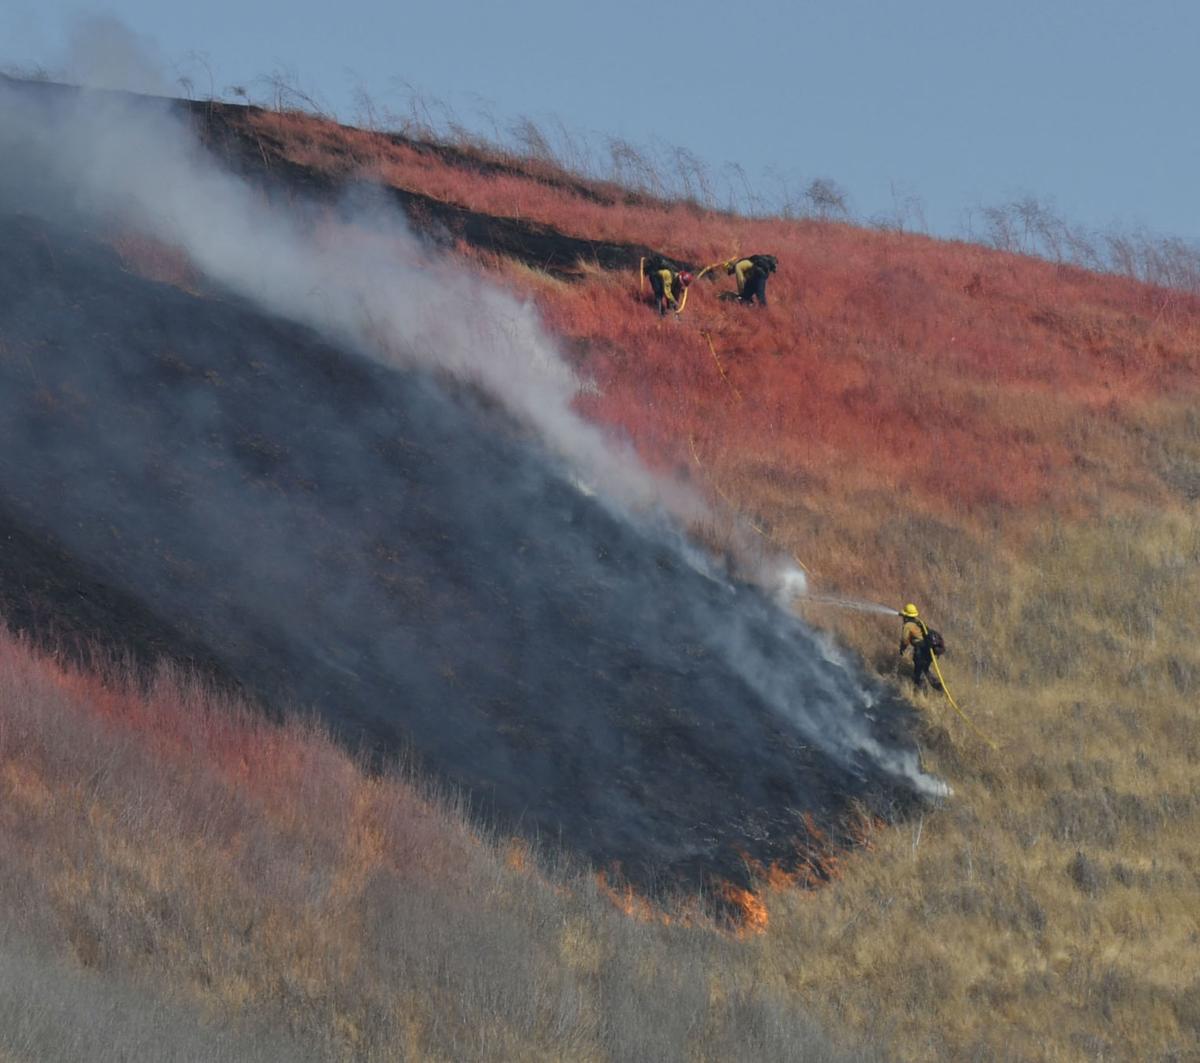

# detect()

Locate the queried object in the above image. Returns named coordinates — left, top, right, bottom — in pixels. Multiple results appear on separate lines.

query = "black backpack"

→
left=926, top=628, right=946, bottom=656
left=749, top=254, right=777, bottom=274
left=913, top=616, right=946, bottom=656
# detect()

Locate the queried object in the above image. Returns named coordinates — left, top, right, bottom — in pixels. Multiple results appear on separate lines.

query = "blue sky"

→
left=3, top=1, right=1197, bottom=242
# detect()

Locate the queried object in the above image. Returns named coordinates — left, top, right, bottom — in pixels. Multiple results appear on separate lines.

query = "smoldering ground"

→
left=0, top=77, right=943, bottom=893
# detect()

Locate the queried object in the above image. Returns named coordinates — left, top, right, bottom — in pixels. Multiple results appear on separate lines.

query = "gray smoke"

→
left=0, top=57, right=945, bottom=801
left=0, top=77, right=702, bottom=525
left=61, top=15, right=174, bottom=97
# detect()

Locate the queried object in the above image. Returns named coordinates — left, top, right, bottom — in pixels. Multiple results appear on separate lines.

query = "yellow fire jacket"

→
left=900, top=618, right=928, bottom=655
left=655, top=268, right=680, bottom=305
left=728, top=258, right=755, bottom=295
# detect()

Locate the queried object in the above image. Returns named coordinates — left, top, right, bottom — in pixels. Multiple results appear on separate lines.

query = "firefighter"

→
left=646, top=259, right=693, bottom=316
left=726, top=254, right=776, bottom=306
left=899, top=603, right=942, bottom=692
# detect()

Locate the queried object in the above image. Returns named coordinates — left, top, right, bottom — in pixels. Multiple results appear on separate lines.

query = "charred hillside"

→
left=1, top=76, right=664, bottom=279
left=184, top=92, right=667, bottom=278
left=4, top=72, right=1200, bottom=1063
left=0, top=200, right=928, bottom=895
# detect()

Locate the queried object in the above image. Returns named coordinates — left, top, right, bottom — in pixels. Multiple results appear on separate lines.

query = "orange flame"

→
left=596, top=808, right=892, bottom=936
left=594, top=869, right=676, bottom=926
left=718, top=882, right=769, bottom=936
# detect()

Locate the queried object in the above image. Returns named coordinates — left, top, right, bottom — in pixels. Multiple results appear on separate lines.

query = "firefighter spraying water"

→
left=893, top=601, right=996, bottom=748
left=898, top=603, right=944, bottom=692
left=790, top=589, right=997, bottom=751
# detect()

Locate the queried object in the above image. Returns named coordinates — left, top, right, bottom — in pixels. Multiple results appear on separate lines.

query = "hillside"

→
left=1, top=77, right=1199, bottom=1061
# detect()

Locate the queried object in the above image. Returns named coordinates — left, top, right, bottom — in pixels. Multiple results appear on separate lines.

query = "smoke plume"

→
left=0, top=52, right=946, bottom=888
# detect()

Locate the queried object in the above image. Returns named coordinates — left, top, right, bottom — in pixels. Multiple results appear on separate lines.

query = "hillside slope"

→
left=0, top=80, right=938, bottom=898
left=2, top=78, right=1199, bottom=1061
left=176, top=92, right=1200, bottom=1063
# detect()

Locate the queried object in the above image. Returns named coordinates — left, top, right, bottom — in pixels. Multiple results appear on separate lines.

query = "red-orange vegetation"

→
left=24, top=643, right=470, bottom=884
left=239, top=108, right=737, bottom=258
left=234, top=105, right=1200, bottom=528
left=540, top=259, right=1200, bottom=521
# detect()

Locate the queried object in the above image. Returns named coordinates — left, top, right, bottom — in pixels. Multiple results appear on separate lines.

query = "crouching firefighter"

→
left=644, top=256, right=693, bottom=316
left=898, top=603, right=944, bottom=692
left=726, top=254, right=776, bottom=306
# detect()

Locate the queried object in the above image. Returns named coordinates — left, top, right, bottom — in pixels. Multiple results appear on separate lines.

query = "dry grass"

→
left=0, top=925, right=310, bottom=1062
left=16, top=102, right=1200, bottom=1060
left=0, top=628, right=877, bottom=1062
left=348, top=124, right=1200, bottom=1060
left=765, top=511, right=1200, bottom=1061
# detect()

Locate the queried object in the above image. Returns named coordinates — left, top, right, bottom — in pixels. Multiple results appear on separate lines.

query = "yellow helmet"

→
left=902, top=603, right=920, bottom=618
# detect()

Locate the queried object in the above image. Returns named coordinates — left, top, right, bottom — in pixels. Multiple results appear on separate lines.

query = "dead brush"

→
left=0, top=625, right=880, bottom=1062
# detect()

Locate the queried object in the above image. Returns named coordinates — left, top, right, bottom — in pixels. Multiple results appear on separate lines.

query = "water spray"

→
left=784, top=585, right=997, bottom=752
left=795, top=594, right=899, bottom=617
left=772, top=572, right=898, bottom=619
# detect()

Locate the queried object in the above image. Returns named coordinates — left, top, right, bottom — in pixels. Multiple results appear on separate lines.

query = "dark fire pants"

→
left=912, top=643, right=943, bottom=691
left=740, top=268, right=768, bottom=306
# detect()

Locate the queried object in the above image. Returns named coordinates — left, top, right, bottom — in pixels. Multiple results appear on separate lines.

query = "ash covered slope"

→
left=0, top=82, right=932, bottom=893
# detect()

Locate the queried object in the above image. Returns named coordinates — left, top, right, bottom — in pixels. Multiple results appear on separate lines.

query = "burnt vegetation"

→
left=2, top=75, right=1200, bottom=1062
left=0, top=144, right=927, bottom=900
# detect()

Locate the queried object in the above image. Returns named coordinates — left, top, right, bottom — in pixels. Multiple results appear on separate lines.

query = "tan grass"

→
left=12, top=94, right=1200, bottom=1061
left=743, top=498, right=1200, bottom=1062
left=0, top=628, right=875, bottom=1063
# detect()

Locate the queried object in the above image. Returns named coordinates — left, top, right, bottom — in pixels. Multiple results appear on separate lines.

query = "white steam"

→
left=2, top=87, right=698, bottom=521
left=772, top=564, right=809, bottom=607
left=61, top=15, right=173, bottom=97
left=767, top=583, right=947, bottom=795
left=0, top=50, right=946, bottom=799
left=703, top=595, right=950, bottom=800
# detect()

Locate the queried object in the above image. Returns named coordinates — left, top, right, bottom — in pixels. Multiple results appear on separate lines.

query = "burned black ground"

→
left=188, top=96, right=674, bottom=277
left=0, top=207, right=927, bottom=896
left=0, top=77, right=933, bottom=898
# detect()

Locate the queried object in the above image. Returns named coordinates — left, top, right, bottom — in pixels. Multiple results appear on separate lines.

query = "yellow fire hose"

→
left=701, top=330, right=742, bottom=402
left=642, top=255, right=990, bottom=755
left=678, top=258, right=739, bottom=314
left=640, top=257, right=735, bottom=317
left=673, top=259, right=726, bottom=314
left=927, top=652, right=997, bottom=750
left=675, top=282, right=691, bottom=315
